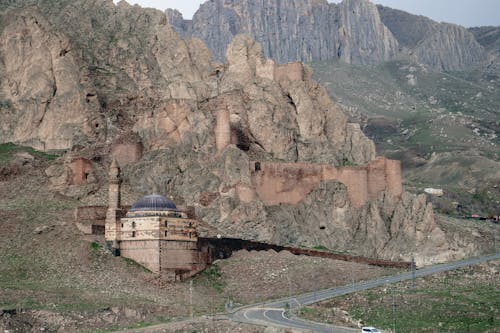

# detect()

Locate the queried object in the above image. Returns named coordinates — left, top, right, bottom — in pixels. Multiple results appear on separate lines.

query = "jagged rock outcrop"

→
left=168, top=0, right=489, bottom=71
left=0, top=7, right=104, bottom=150
left=266, top=181, right=449, bottom=265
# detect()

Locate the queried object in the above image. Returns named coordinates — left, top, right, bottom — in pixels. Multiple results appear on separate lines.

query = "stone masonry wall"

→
left=73, top=206, right=107, bottom=222
left=335, top=167, right=368, bottom=207
left=250, top=157, right=402, bottom=208
left=385, top=158, right=402, bottom=198
left=120, top=240, right=160, bottom=273
left=159, top=241, right=205, bottom=275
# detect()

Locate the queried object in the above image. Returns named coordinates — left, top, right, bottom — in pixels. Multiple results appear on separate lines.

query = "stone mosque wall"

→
left=120, top=240, right=161, bottom=273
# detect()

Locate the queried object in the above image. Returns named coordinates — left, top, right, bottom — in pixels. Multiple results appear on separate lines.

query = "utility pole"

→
left=391, top=287, right=397, bottom=333
left=494, top=233, right=498, bottom=254
left=351, top=263, right=355, bottom=286
left=189, top=280, right=193, bottom=318
left=287, top=275, right=292, bottom=299
left=313, top=272, right=318, bottom=302
left=411, top=255, right=416, bottom=289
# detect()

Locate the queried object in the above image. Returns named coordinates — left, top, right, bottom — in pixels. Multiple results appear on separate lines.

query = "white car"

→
left=361, top=327, right=381, bottom=333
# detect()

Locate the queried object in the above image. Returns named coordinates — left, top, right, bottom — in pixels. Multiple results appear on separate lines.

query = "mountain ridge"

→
left=167, top=0, right=491, bottom=71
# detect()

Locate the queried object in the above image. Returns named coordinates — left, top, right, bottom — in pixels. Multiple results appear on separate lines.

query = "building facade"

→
left=104, top=160, right=207, bottom=281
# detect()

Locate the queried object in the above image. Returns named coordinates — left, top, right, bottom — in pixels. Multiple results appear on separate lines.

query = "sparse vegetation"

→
left=0, top=142, right=58, bottom=165
left=193, top=263, right=225, bottom=294
left=299, top=263, right=500, bottom=332
left=311, top=59, right=499, bottom=215
left=121, top=257, right=152, bottom=273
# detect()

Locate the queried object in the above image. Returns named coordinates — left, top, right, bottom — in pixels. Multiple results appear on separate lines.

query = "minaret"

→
left=105, top=158, right=121, bottom=255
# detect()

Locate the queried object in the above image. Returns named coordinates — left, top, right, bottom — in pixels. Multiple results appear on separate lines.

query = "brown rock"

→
left=111, top=143, right=143, bottom=166
left=0, top=8, right=104, bottom=150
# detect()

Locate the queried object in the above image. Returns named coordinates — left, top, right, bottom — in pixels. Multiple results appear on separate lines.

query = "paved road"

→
left=230, top=253, right=500, bottom=333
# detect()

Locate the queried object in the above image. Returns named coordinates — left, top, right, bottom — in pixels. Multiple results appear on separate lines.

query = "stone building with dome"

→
left=104, top=159, right=208, bottom=281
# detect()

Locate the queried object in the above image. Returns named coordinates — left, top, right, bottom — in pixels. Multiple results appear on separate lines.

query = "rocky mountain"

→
left=377, top=5, right=488, bottom=71
left=167, top=0, right=489, bottom=71
left=0, top=0, right=466, bottom=265
left=168, top=0, right=398, bottom=65
left=469, top=26, right=500, bottom=57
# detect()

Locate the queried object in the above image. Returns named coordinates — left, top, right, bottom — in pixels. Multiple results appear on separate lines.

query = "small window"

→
left=188, top=222, right=192, bottom=228
left=121, top=223, right=123, bottom=228
left=255, top=161, right=261, bottom=171
left=131, top=221, right=136, bottom=228
left=131, top=231, right=136, bottom=238
left=164, top=221, right=168, bottom=227
left=164, top=230, right=168, bottom=237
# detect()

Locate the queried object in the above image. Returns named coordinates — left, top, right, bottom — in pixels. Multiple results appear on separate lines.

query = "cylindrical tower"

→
left=105, top=158, right=121, bottom=255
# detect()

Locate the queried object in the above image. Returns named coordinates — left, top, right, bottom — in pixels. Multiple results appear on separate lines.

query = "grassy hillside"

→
left=311, top=60, right=500, bottom=215
left=299, top=261, right=499, bottom=333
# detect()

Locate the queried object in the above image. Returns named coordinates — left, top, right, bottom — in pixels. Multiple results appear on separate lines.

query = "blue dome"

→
left=129, top=194, right=177, bottom=212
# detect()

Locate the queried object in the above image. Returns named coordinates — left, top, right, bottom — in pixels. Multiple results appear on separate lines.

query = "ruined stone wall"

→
left=335, top=167, right=368, bottom=207
left=74, top=205, right=107, bottom=235
left=68, top=158, right=92, bottom=185
left=250, top=157, right=402, bottom=208
left=251, top=162, right=325, bottom=206
left=367, top=157, right=387, bottom=199
left=111, top=142, right=143, bottom=166
left=215, top=108, right=230, bottom=153
left=120, top=240, right=160, bottom=273
left=73, top=206, right=107, bottom=222
left=272, top=62, right=306, bottom=83
left=385, top=159, right=403, bottom=198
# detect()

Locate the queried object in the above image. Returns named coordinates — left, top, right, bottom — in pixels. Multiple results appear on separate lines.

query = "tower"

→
left=105, top=158, right=121, bottom=255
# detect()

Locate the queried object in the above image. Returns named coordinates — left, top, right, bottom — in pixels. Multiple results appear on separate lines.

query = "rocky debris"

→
left=45, top=156, right=102, bottom=198
left=33, top=225, right=54, bottom=234
left=0, top=164, right=21, bottom=181
left=218, top=249, right=396, bottom=303
left=13, top=152, right=35, bottom=163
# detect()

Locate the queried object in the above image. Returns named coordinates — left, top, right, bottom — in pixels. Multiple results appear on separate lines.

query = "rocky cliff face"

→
left=470, top=26, right=500, bottom=57
left=377, top=5, right=488, bottom=71
left=0, top=0, right=460, bottom=264
left=168, top=0, right=489, bottom=71
left=170, top=0, right=399, bottom=65
left=0, top=7, right=104, bottom=150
